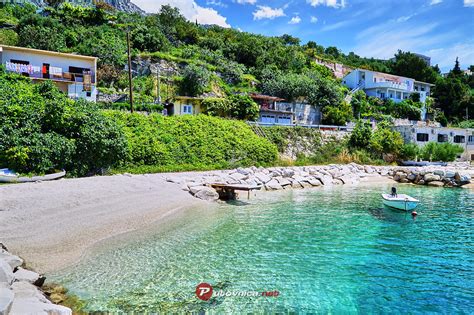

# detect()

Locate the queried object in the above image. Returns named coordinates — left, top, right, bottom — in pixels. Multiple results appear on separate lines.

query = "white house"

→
left=394, top=124, right=474, bottom=161
left=342, top=69, right=434, bottom=109
left=0, top=45, right=97, bottom=102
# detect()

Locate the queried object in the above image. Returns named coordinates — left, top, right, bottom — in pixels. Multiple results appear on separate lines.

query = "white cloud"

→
left=235, top=0, right=257, bottom=4
left=464, top=0, right=474, bottom=7
left=253, top=5, right=286, bottom=20
left=353, top=19, right=465, bottom=71
left=306, top=0, right=346, bottom=8
left=321, top=20, right=352, bottom=31
left=207, top=0, right=227, bottom=7
left=426, top=42, right=474, bottom=70
left=310, top=16, right=318, bottom=23
left=430, top=0, right=442, bottom=5
left=131, top=0, right=230, bottom=27
left=289, top=16, right=302, bottom=24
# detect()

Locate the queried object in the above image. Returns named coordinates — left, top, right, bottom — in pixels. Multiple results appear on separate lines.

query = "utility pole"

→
left=157, top=66, right=161, bottom=103
left=127, top=31, right=134, bottom=113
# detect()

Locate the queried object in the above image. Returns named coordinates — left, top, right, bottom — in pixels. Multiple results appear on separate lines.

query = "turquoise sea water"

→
left=50, top=184, right=474, bottom=313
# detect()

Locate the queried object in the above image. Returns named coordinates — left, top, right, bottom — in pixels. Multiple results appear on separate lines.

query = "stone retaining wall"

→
left=165, top=163, right=473, bottom=201
left=0, top=244, right=71, bottom=315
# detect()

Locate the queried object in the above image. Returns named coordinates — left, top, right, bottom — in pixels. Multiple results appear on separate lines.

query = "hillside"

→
left=0, top=2, right=472, bottom=124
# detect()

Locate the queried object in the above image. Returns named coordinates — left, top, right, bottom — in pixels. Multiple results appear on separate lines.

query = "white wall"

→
left=1, top=47, right=96, bottom=102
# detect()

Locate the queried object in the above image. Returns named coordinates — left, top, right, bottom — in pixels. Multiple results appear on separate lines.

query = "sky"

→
left=131, top=0, right=474, bottom=72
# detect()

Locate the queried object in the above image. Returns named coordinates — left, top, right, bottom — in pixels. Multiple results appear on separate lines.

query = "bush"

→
left=399, top=143, right=420, bottom=160
left=322, top=101, right=353, bottom=126
left=0, top=74, right=127, bottom=176
left=420, top=142, right=464, bottom=162
left=179, top=64, right=211, bottom=96
left=369, top=122, right=404, bottom=157
left=105, top=112, right=278, bottom=169
left=349, top=120, right=372, bottom=149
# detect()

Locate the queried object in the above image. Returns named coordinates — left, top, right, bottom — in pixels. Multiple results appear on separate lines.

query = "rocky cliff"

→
left=21, top=0, right=144, bottom=14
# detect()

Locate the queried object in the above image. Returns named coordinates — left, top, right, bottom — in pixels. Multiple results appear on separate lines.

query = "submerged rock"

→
left=194, top=187, right=219, bottom=202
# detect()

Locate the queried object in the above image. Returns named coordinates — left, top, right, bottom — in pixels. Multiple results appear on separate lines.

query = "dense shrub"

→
left=0, top=73, right=127, bottom=176
left=399, top=143, right=420, bottom=160
left=420, top=142, right=464, bottom=162
left=106, top=112, right=278, bottom=169
left=349, top=120, right=372, bottom=149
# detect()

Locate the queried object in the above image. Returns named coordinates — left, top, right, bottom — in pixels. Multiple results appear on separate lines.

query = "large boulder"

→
left=255, top=173, right=272, bottom=184
left=229, top=172, right=247, bottom=182
left=307, top=178, right=322, bottom=186
left=0, top=285, right=13, bottom=315
left=428, top=181, right=445, bottom=187
left=13, top=268, right=40, bottom=284
left=424, top=173, right=441, bottom=182
left=0, top=260, right=13, bottom=286
left=315, top=175, right=333, bottom=186
left=265, top=179, right=283, bottom=190
left=0, top=250, right=23, bottom=270
left=194, top=187, right=219, bottom=201
left=276, top=177, right=292, bottom=187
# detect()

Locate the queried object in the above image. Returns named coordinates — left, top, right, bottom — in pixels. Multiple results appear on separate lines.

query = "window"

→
left=261, top=114, right=276, bottom=123
left=417, top=133, right=429, bottom=142
left=469, top=135, right=474, bottom=144
left=278, top=116, right=292, bottom=125
left=182, top=105, right=193, bottom=114
left=380, top=92, right=386, bottom=99
left=454, top=135, right=465, bottom=143
left=438, top=134, right=448, bottom=143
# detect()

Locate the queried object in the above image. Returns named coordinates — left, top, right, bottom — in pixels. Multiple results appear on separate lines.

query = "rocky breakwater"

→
left=0, top=244, right=71, bottom=315
left=166, top=164, right=391, bottom=201
left=391, top=167, right=472, bottom=188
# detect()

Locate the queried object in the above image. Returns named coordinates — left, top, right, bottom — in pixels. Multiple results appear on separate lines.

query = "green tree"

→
left=369, top=122, right=404, bottom=157
left=322, top=102, right=353, bottom=126
left=349, top=120, right=372, bottom=149
left=229, top=94, right=259, bottom=121
left=179, top=64, right=211, bottom=96
left=390, top=50, right=439, bottom=83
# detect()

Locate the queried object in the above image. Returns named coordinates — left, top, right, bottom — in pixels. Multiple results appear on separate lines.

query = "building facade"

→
left=395, top=124, right=474, bottom=161
left=250, top=94, right=322, bottom=126
left=250, top=94, right=293, bottom=125
left=342, top=69, right=434, bottom=104
left=164, top=96, right=204, bottom=116
left=0, top=45, right=97, bottom=102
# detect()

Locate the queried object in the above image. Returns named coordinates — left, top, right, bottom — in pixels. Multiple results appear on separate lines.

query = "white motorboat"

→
left=382, top=194, right=419, bottom=211
left=0, top=169, right=66, bottom=183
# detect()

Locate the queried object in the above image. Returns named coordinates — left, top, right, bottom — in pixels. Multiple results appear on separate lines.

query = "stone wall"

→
left=0, top=244, right=71, bottom=315
left=165, top=163, right=473, bottom=201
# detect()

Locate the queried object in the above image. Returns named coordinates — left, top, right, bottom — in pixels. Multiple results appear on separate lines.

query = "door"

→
left=42, top=63, right=50, bottom=79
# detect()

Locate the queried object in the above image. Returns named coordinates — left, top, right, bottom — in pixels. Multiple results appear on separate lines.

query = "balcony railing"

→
left=365, top=81, right=409, bottom=90
left=5, top=62, right=95, bottom=84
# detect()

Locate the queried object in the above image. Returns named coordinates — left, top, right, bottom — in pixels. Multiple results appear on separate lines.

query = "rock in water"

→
left=13, top=267, right=41, bottom=284
left=194, top=187, right=219, bottom=201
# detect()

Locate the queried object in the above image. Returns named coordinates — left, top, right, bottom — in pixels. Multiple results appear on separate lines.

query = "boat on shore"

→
left=399, top=160, right=448, bottom=167
left=382, top=193, right=419, bottom=211
left=0, top=169, right=66, bottom=183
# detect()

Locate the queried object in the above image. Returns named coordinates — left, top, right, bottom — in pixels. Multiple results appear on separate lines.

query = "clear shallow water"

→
left=50, top=184, right=474, bottom=313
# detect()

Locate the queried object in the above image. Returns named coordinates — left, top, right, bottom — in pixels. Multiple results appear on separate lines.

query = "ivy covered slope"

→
left=0, top=70, right=277, bottom=175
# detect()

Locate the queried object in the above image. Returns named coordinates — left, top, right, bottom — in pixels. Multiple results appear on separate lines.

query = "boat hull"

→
left=383, top=199, right=418, bottom=211
left=0, top=171, right=66, bottom=183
